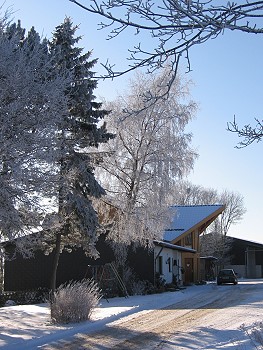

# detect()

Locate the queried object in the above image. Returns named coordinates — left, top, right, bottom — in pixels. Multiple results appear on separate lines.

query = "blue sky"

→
left=3, top=0, right=263, bottom=243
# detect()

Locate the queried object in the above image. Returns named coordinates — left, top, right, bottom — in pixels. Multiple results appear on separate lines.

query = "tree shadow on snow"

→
left=43, top=325, right=165, bottom=350
left=159, top=326, right=253, bottom=350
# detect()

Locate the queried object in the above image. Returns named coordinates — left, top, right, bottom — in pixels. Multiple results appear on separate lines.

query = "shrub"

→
left=50, top=279, right=102, bottom=324
left=130, top=280, right=147, bottom=295
left=154, top=273, right=166, bottom=292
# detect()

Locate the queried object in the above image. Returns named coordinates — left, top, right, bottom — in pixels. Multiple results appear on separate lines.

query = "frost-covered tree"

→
left=169, top=181, right=218, bottom=206
left=214, top=190, right=246, bottom=237
left=97, top=69, right=197, bottom=263
left=0, top=18, right=68, bottom=249
left=47, top=18, right=113, bottom=291
left=200, top=232, right=234, bottom=267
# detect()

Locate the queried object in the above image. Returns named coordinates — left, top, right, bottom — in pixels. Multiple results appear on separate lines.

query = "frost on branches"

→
left=46, top=18, right=113, bottom=291
left=71, top=1, right=263, bottom=80
left=0, top=20, right=68, bottom=249
left=72, top=0, right=263, bottom=147
left=0, top=17, right=113, bottom=273
left=96, top=69, right=198, bottom=262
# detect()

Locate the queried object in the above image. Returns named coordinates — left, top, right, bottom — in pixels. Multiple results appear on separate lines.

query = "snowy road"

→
left=43, top=280, right=263, bottom=350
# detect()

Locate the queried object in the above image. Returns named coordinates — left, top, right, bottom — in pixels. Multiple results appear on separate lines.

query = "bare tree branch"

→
left=70, top=0, right=263, bottom=78
left=227, top=117, right=263, bottom=148
left=70, top=0, right=263, bottom=147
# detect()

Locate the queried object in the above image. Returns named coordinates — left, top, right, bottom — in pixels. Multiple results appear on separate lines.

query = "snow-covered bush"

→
left=121, top=266, right=146, bottom=296
left=4, top=300, right=16, bottom=307
left=130, top=280, right=148, bottom=295
left=50, top=279, right=102, bottom=324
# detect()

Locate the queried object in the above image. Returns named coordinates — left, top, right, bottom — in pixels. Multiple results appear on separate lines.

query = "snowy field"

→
left=0, top=280, right=263, bottom=349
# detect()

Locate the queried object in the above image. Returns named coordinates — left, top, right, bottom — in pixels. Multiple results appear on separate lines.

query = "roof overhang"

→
left=200, top=256, right=218, bottom=261
left=154, top=240, right=196, bottom=253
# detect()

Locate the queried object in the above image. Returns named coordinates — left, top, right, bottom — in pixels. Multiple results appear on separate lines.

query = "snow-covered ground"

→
left=1, top=280, right=263, bottom=349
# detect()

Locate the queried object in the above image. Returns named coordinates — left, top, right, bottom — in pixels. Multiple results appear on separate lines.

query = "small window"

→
left=185, top=232, right=193, bottom=246
left=158, top=256, right=163, bottom=275
left=168, top=257, right=172, bottom=272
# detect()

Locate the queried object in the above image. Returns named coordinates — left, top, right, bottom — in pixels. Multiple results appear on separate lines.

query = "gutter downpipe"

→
left=154, top=246, right=164, bottom=288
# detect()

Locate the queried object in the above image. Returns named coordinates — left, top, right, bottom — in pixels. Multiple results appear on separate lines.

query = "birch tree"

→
left=0, top=19, right=68, bottom=250
left=97, top=69, right=197, bottom=262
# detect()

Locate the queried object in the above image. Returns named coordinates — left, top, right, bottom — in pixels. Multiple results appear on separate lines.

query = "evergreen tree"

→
left=0, top=18, right=68, bottom=250
left=47, top=17, right=113, bottom=291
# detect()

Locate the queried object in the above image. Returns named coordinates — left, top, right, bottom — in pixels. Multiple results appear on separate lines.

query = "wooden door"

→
left=184, top=258, right=194, bottom=285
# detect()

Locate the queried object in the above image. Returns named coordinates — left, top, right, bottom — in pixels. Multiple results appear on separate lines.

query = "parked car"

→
left=217, top=269, right=238, bottom=285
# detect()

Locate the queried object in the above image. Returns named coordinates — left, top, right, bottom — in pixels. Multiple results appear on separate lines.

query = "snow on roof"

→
left=200, top=256, right=218, bottom=260
left=163, top=205, right=225, bottom=242
left=154, top=240, right=196, bottom=253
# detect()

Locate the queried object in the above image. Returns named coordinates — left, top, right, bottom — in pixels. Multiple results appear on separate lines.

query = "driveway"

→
left=43, top=280, right=263, bottom=349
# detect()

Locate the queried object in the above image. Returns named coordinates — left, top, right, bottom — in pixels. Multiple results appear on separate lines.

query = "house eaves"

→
left=154, top=240, right=196, bottom=253
left=200, top=256, right=218, bottom=261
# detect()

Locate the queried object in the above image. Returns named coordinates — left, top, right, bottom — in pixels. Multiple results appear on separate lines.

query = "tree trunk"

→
left=50, top=230, right=62, bottom=294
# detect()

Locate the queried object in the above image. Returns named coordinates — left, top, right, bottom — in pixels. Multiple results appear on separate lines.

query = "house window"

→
left=167, top=257, right=172, bottom=272
left=185, top=232, right=193, bottom=247
left=158, top=256, right=163, bottom=275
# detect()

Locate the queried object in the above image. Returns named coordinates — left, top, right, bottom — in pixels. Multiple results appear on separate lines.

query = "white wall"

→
left=154, top=247, right=183, bottom=285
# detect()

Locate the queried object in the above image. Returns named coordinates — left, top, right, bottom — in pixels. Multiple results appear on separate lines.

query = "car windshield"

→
left=219, top=270, right=234, bottom=276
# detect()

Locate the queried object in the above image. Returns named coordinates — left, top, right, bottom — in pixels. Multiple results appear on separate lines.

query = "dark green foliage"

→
left=49, top=17, right=112, bottom=149
left=47, top=17, right=114, bottom=291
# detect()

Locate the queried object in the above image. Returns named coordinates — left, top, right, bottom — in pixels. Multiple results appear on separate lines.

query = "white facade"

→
left=154, top=246, right=183, bottom=285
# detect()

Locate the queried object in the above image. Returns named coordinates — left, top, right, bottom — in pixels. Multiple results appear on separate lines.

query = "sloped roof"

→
left=163, top=205, right=225, bottom=243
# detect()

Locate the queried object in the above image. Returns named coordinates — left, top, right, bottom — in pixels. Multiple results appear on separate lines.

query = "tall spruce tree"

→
left=47, top=17, right=113, bottom=291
